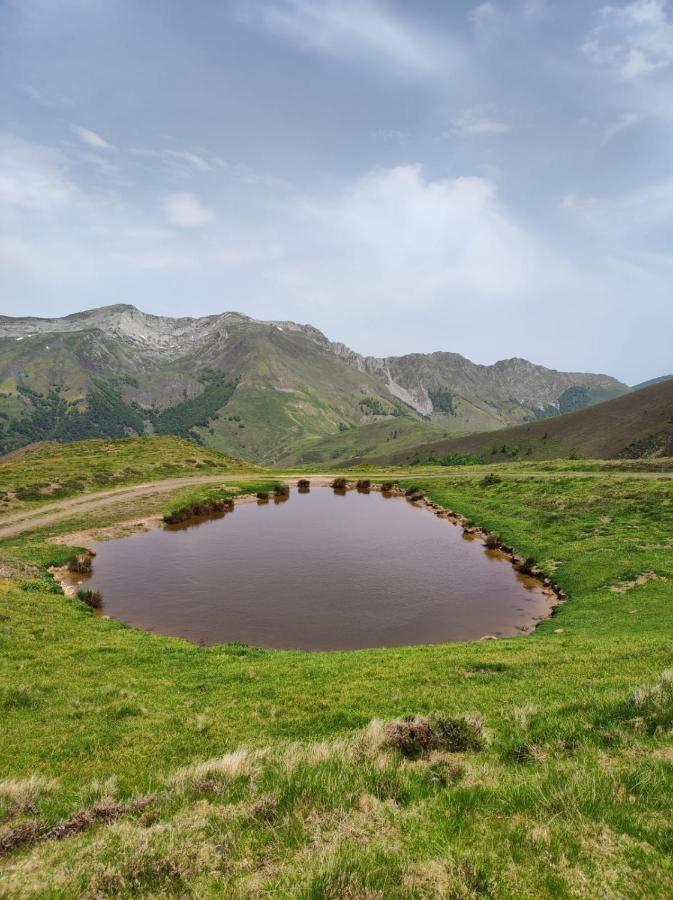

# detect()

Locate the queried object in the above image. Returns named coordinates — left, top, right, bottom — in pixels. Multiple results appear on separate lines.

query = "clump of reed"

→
left=163, top=498, right=234, bottom=525
left=331, top=477, right=348, bottom=491
left=356, top=479, right=371, bottom=493
left=256, top=491, right=269, bottom=502
left=480, top=472, right=502, bottom=488
left=297, top=479, right=310, bottom=492
left=274, top=484, right=290, bottom=502
left=67, top=553, right=93, bottom=574
left=385, top=713, right=484, bottom=759
left=76, top=588, right=103, bottom=609
left=405, top=486, right=424, bottom=502
left=380, top=481, right=395, bottom=493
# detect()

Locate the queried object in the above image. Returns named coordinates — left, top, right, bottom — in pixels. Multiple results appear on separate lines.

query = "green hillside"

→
left=371, top=380, right=673, bottom=466
left=2, top=449, right=673, bottom=894
left=0, top=305, right=631, bottom=466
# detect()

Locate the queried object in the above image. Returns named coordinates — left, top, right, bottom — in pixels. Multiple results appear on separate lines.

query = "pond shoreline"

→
left=50, top=479, right=564, bottom=642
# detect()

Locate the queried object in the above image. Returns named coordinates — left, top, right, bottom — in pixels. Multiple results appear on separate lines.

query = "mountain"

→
left=0, top=305, right=628, bottom=463
left=631, top=375, right=673, bottom=391
left=369, top=380, right=673, bottom=465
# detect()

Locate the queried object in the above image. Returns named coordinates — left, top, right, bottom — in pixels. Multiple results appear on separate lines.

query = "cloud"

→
left=583, top=0, right=673, bottom=79
left=603, top=110, right=644, bottom=141
left=0, top=136, right=74, bottom=212
left=452, top=108, right=510, bottom=137
left=164, top=150, right=211, bottom=172
left=163, top=191, right=216, bottom=227
left=71, top=125, right=115, bottom=149
left=238, top=0, right=452, bottom=76
left=286, top=165, right=550, bottom=309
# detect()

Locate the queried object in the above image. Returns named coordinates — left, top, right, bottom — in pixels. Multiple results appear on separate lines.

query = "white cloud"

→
left=285, top=165, right=551, bottom=310
left=452, top=108, right=510, bottom=137
left=239, top=0, right=452, bottom=76
left=71, top=125, right=115, bottom=150
left=470, top=2, right=499, bottom=34
left=0, top=136, right=74, bottom=211
left=163, top=191, right=216, bottom=227
left=603, top=110, right=644, bottom=141
left=164, top=150, right=210, bottom=172
left=583, top=0, right=673, bottom=79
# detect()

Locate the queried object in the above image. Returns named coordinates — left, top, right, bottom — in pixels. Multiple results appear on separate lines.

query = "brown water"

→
left=79, top=487, right=553, bottom=651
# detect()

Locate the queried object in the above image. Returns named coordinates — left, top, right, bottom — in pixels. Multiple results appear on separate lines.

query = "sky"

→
left=1, top=0, right=672, bottom=383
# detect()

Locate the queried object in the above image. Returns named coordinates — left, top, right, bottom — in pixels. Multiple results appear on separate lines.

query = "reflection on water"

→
left=78, top=487, right=554, bottom=651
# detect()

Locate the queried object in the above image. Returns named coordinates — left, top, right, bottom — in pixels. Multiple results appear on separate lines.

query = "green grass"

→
left=1, top=448, right=673, bottom=895
left=0, top=436, right=257, bottom=517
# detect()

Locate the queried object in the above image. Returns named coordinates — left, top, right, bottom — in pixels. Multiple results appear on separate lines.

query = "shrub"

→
left=518, top=556, right=537, bottom=575
left=356, top=479, right=371, bottom=492
left=297, top=479, right=310, bottom=490
left=385, top=713, right=484, bottom=759
left=380, top=482, right=395, bottom=493
left=67, top=554, right=93, bottom=574
left=331, top=477, right=348, bottom=490
left=163, top=497, right=234, bottom=525
left=274, top=484, right=290, bottom=498
left=480, top=473, right=502, bottom=488
left=256, top=491, right=269, bottom=501
left=77, top=588, right=103, bottom=609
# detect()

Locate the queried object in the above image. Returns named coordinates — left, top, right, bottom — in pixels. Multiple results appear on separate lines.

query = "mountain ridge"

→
left=0, top=304, right=629, bottom=462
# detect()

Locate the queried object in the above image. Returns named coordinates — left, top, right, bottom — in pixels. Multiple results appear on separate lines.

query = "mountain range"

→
left=0, top=305, right=631, bottom=463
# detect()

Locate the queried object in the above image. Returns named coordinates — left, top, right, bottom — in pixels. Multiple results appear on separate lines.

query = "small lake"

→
left=77, top=487, right=553, bottom=651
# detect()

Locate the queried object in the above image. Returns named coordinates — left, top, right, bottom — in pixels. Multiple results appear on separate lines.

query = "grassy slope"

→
left=0, top=436, right=256, bottom=518
left=277, top=417, right=449, bottom=466
left=1, top=445, right=673, bottom=893
left=196, top=327, right=421, bottom=464
left=373, top=380, right=673, bottom=465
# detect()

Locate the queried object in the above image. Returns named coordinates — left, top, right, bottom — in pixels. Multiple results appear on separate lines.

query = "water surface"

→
left=80, top=487, right=552, bottom=650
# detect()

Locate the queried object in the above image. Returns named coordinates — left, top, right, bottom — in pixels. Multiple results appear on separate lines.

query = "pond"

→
left=75, top=487, right=554, bottom=651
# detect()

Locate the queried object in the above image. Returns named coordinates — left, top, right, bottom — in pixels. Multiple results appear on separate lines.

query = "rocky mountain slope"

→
left=0, top=305, right=628, bottom=462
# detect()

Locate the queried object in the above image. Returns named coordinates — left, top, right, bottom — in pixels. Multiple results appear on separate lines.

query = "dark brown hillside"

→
left=372, top=380, right=673, bottom=464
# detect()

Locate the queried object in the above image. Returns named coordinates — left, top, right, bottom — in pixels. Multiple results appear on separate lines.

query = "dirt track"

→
left=0, top=469, right=672, bottom=540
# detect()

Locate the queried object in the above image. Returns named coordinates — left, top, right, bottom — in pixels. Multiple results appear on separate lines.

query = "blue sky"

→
left=1, top=0, right=672, bottom=382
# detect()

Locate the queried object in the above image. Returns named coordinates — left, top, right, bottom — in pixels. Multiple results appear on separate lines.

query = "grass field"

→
left=1, top=440, right=673, bottom=896
left=0, top=436, right=257, bottom=519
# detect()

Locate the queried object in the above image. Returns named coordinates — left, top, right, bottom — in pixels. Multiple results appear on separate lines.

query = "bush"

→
left=256, top=491, right=269, bottom=501
left=163, top=497, right=234, bottom=525
left=67, top=554, right=93, bottom=574
left=274, top=484, right=290, bottom=498
left=385, top=713, right=484, bottom=759
left=356, top=479, right=371, bottom=492
left=77, top=588, right=103, bottom=609
left=297, top=479, right=310, bottom=490
left=380, top=482, right=395, bottom=493
left=480, top=473, right=502, bottom=488
left=331, top=477, right=348, bottom=490
left=518, top=556, right=537, bottom=575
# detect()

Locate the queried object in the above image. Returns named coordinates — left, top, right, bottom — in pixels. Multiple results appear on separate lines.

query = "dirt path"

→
left=0, top=469, right=671, bottom=541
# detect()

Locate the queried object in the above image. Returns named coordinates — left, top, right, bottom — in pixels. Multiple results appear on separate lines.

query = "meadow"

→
left=1, top=439, right=673, bottom=896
